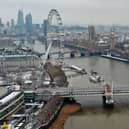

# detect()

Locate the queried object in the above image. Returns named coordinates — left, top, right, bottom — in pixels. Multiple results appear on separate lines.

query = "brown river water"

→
left=64, top=56, right=129, bottom=129
left=34, top=43, right=129, bottom=129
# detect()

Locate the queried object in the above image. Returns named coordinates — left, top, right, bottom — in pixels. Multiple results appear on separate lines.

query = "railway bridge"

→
left=24, top=85, right=129, bottom=107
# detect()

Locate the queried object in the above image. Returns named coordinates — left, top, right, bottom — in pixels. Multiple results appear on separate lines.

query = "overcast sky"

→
left=0, top=0, right=129, bottom=25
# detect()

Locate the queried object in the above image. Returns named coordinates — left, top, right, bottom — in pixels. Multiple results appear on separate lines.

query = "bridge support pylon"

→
left=64, top=98, right=76, bottom=104
left=69, top=97, right=76, bottom=103
left=70, top=52, right=75, bottom=58
left=102, top=84, right=114, bottom=108
left=102, top=95, right=114, bottom=108
left=80, top=52, right=85, bottom=57
left=102, top=95, right=106, bottom=105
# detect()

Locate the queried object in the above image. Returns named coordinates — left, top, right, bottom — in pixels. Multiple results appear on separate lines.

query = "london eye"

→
left=48, top=9, right=63, bottom=30
left=47, top=9, right=64, bottom=62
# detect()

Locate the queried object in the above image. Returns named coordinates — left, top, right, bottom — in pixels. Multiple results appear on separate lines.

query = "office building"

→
left=11, top=19, right=15, bottom=28
left=25, top=13, right=33, bottom=33
left=17, top=9, right=24, bottom=34
left=43, top=19, right=48, bottom=36
left=88, top=25, right=96, bottom=40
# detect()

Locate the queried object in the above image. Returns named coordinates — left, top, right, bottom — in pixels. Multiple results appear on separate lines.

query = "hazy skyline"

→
left=0, top=0, right=129, bottom=25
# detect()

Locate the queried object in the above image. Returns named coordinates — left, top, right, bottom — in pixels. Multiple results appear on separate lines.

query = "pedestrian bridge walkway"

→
left=24, top=85, right=129, bottom=106
left=29, top=86, right=129, bottom=97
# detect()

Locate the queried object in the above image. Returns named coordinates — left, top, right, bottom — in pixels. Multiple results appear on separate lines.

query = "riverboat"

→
left=89, top=70, right=104, bottom=83
left=101, top=53, right=129, bottom=63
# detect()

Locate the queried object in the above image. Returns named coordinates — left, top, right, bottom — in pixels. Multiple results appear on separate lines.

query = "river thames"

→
left=33, top=42, right=129, bottom=129
left=64, top=56, right=129, bottom=129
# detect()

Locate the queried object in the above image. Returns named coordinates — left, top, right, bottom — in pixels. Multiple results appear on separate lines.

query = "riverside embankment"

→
left=49, top=103, right=81, bottom=129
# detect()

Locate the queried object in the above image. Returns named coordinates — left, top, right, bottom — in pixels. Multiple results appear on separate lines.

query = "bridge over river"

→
left=24, top=85, right=129, bottom=107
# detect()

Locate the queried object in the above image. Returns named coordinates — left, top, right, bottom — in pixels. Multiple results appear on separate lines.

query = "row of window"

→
left=0, top=92, right=23, bottom=110
left=0, top=97, right=24, bottom=120
left=24, top=92, right=35, bottom=102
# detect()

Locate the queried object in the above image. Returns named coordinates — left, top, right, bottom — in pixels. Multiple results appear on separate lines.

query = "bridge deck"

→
left=25, top=87, right=129, bottom=98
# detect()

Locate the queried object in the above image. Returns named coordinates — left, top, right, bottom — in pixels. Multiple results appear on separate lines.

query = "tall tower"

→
left=11, top=19, right=15, bottom=28
left=0, top=18, right=2, bottom=27
left=43, top=19, right=48, bottom=37
left=17, top=9, right=24, bottom=34
left=88, top=25, right=95, bottom=41
left=6, top=21, right=10, bottom=28
left=25, top=13, right=33, bottom=33
left=110, top=28, right=116, bottom=50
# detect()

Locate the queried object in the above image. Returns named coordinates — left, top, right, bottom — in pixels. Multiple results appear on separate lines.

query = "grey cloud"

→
left=0, top=0, right=129, bottom=25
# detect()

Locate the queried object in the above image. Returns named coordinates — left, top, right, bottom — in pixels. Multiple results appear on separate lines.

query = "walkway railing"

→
left=25, top=86, right=129, bottom=98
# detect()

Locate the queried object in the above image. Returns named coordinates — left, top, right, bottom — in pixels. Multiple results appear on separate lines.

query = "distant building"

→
left=17, top=9, right=24, bottom=34
left=25, top=13, right=33, bottom=33
left=0, top=18, right=4, bottom=27
left=6, top=21, right=10, bottom=28
left=110, top=30, right=116, bottom=49
left=11, top=19, right=15, bottom=28
left=88, top=25, right=96, bottom=40
left=0, top=38, right=16, bottom=49
left=0, top=18, right=2, bottom=27
left=33, top=24, right=41, bottom=33
left=43, top=19, right=48, bottom=36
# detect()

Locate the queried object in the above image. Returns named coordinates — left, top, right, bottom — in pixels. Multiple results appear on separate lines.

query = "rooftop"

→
left=0, top=87, right=8, bottom=99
